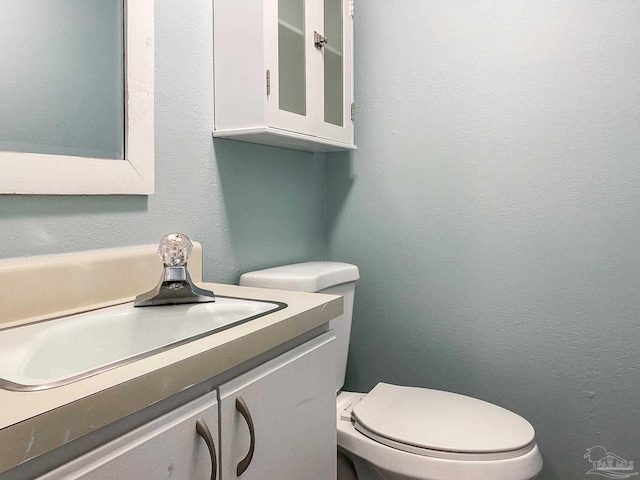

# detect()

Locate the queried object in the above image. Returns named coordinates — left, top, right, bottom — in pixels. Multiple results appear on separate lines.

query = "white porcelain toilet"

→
left=240, top=262, right=543, bottom=480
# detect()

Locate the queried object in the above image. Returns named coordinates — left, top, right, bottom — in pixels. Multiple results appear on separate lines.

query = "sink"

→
left=0, top=296, right=284, bottom=391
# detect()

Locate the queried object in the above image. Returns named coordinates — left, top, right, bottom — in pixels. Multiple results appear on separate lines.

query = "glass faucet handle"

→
left=157, top=233, right=193, bottom=267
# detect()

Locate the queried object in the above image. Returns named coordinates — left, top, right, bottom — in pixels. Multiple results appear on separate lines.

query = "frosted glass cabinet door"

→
left=219, top=332, right=336, bottom=480
left=316, top=0, right=353, bottom=144
left=39, top=392, right=219, bottom=480
left=270, top=0, right=353, bottom=144
left=278, top=0, right=307, bottom=117
left=323, top=0, right=344, bottom=127
left=270, top=0, right=315, bottom=137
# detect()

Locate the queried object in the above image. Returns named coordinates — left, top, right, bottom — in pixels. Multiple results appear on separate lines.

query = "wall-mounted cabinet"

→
left=214, top=0, right=355, bottom=152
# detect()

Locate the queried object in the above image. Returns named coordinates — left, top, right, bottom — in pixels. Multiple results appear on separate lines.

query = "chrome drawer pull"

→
left=235, top=396, right=255, bottom=476
left=196, top=417, right=217, bottom=480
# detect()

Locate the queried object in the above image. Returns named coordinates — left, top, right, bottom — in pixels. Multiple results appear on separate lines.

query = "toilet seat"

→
left=337, top=389, right=543, bottom=480
left=350, top=383, right=536, bottom=460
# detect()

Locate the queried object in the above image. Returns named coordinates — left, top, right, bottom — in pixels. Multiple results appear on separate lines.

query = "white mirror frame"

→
left=0, top=0, right=154, bottom=195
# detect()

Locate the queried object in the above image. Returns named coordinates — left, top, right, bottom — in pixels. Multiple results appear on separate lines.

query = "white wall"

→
left=328, top=2, right=640, bottom=478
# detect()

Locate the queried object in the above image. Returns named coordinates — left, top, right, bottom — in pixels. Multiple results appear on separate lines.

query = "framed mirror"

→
left=0, top=0, right=154, bottom=195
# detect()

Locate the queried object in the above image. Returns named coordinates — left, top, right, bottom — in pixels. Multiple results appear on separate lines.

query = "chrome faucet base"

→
left=134, top=265, right=215, bottom=307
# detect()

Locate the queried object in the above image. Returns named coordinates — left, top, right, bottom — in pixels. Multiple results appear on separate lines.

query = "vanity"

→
left=0, top=244, right=342, bottom=479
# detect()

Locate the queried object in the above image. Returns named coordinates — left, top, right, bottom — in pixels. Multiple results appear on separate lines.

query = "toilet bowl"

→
left=240, top=262, right=543, bottom=480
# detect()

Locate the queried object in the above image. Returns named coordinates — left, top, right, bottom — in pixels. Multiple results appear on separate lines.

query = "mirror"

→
left=0, top=0, right=154, bottom=195
left=0, top=0, right=125, bottom=160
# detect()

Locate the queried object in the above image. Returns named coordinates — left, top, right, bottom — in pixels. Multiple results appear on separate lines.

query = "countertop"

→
left=0, top=282, right=342, bottom=474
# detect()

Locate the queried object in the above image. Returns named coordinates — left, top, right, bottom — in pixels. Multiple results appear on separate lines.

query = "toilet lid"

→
left=351, top=383, right=535, bottom=457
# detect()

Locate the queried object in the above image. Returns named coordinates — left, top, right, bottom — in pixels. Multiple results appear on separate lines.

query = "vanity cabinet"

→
left=213, top=0, right=355, bottom=152
left=38, top=332, right=335, bottom=480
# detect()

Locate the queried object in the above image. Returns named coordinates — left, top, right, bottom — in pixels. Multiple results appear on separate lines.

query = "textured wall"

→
left=0, top=1, right=327, bottom=282
left=327, top=2, right=640, bottom=479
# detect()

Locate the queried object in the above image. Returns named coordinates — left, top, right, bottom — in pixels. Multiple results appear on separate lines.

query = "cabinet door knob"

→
left=314, top=31, right=328, bottom=48
left=196, top=417, right=217, bottom=480
left=235, top=396, right=255, bottom=476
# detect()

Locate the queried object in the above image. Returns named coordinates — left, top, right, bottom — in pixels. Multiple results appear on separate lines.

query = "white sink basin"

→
left=0, top=296, right=283, bottom=391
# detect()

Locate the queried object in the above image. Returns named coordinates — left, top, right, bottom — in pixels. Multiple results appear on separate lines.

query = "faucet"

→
left=134, top=233, right=215, bottom=307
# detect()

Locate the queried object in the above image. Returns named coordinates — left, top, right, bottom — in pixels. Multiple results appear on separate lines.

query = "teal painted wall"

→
left=3, top=2, right=640, bottom=479
left=0, top=1, right=327, bottom=282
left=327, top=2, right=640, bottom=479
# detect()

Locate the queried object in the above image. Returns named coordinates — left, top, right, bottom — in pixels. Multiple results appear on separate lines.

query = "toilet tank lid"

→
left=239, top=262, right=359, bottom=293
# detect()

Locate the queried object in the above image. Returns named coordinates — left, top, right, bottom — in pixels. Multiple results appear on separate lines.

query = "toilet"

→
left=240, top=262, right=543, bottom=480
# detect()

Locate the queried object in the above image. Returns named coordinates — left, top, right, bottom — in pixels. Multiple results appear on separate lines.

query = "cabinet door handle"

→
left=235, top=396, right=255, bottom=476
left=196, top=417, right=217, bottom=480
left=314, top=31, right=328, bottom=48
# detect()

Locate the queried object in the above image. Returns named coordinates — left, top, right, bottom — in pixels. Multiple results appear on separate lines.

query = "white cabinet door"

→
left=267, top=0, right=354, bottom=145
left=39, top=391, right=219, bottom=480
left=266, top=0, right=317, bottom=138
left=317, top=0, right=354, bottom=144
left=219, top=332, right=336, bottom=480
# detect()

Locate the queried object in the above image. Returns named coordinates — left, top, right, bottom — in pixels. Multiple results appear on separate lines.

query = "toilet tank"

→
left=239, top=262, right=359, bottom=393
